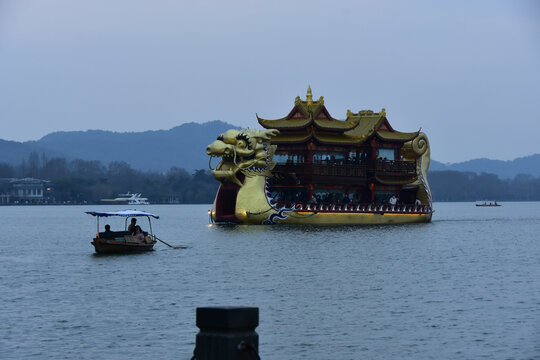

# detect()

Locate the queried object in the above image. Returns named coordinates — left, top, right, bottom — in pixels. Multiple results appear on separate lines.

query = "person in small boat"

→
left=128, top=218, right=145, bottom=241
left=102, top=224, right=113, bottom=238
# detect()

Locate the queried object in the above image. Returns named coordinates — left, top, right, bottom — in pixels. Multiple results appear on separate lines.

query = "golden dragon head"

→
left=206, top=129, right=280, bottom=186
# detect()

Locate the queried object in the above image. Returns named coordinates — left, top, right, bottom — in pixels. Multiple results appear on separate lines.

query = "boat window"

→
left=374, top=190, right=397, bottom=204
left=274, top=153, right=288, bottom=164
left=274, top=151, right=306, bottom=164
left=377, top=148, right=395, bottom=161
left=269, top=188, right=308, bottom=205
left=313, top=151, right=346, bottom=165
left=312, top=188, right=350, bottom=205
left=347, top=190, right=366, bottom=203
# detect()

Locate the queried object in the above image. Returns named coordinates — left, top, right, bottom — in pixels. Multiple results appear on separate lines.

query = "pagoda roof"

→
left=376, top=129, right=419, bottom=142
left=257, top=86, right=359, bottom=132
left=313, top=130, right=362, bottom=145
left=271, top=130, right=313, bottom=144
left=258, top=87, right=420, bottom=145
left=257, top=114, right=310, bottom=130
left=314, top=117, right=359, bottom=131
left=344, top=111, right=382, bottom=138
left=345, top=109, right=419, bottom=143
left=272, top=129, right=364, bottom=145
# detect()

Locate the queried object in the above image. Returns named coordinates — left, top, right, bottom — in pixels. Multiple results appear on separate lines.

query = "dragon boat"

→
left=206, top=87, right=433, bottom=225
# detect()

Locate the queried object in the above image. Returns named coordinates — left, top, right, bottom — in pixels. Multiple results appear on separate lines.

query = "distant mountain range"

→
left=1, top=121, right=539, bottom=178
left=0, top=121, right=237, bottom=173
left=430, top=155, right=540, bottom=179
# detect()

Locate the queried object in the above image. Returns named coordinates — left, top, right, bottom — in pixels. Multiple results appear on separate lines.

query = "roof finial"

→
left=306, top=85, right=313, bottom=105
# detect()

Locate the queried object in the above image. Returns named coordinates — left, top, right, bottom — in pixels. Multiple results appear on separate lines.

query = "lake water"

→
left=1, top=202, right=539, bottom=359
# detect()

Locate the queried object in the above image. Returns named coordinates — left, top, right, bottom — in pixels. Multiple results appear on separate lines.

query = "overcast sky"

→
left=1, top=0, right=539, bottom=163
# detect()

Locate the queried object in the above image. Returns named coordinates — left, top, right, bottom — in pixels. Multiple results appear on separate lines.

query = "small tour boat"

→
left=86, top=210, right=159, bottom=253
left=475, top=201, right=501, bottom=207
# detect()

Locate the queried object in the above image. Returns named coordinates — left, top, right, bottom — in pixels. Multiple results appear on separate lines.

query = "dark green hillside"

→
left=429, top=171, right=540, bottom=201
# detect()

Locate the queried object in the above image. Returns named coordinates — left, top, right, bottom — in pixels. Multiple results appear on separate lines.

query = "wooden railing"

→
left=274, top=160, right=416, bottom=178
left=375, top=159, right=416, bottom=176
left=291, top=202, right=433, bottom=214
left=274, top=163, right=367, bottom=178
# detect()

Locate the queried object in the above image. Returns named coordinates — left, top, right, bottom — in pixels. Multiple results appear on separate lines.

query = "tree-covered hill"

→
left=429, top=171, right=540, bottom=201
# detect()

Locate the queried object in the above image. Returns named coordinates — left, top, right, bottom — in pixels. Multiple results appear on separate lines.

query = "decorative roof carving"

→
left=258, top=87, right=354, bottom=131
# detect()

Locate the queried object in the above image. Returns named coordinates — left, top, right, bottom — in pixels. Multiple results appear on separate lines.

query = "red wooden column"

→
left=370, top=138, right=376, bottom=202
left=308, top=142, right=314, bottom=200
left=396, top=146, right=401, bottom=200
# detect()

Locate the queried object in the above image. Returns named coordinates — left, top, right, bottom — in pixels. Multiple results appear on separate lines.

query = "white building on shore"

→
left=0, top=178, right=53, bottom=204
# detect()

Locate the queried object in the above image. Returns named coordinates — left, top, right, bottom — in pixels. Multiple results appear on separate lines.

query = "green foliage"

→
left=430, top=171, right=540, bottom=201
left=3, top=153, right=540, bottom=203
left=0, top=154, right=219, bottom=204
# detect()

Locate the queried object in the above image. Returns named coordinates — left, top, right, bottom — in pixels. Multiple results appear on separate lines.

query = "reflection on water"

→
left=1, top=202, right=539, bottom=359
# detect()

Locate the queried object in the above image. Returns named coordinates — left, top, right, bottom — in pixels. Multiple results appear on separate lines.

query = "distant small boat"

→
left=475, top=201, right=501, bottom=207
left=86, top=210, right=159, bottom=254
left=100, top=192, right=150, bottom=205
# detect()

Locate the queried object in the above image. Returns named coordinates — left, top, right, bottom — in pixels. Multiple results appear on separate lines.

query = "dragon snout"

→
left=206, top=140, right=233, bottom=156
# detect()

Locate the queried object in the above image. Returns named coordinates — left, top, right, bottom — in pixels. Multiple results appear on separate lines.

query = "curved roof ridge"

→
left=344, top=113, right=384, bottom=138
left=312, top=128, right=367, bottom=145
left=313, top=117, right=360, bottom=131
left=376, top=129, right=420, bottom=142
left=270, top=131, right=313, bottom=144
left=257, top=112, right=312, bottom=130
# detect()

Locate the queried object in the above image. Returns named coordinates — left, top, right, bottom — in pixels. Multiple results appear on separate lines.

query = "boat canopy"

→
left=85, top=210, right=159, bottom=219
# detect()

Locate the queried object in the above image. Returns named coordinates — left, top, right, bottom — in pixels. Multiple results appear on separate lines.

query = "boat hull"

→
left=214, top=211, right=432, bottom=225
left=211, top=177, right=433, bottom=225
left=91, top=237, right=156, bottom=254
left=267, top=211, right=431, bottom=225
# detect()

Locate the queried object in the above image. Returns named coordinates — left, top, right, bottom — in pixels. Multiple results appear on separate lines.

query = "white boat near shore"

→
left=100, top=192, right=150, bottom=205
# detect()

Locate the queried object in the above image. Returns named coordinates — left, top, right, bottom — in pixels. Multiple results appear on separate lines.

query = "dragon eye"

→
left=235, top=134, right=251, bottom=149
left=237, top=140, right=247, bottom=149
left=217, top=135, right=224, bottom=141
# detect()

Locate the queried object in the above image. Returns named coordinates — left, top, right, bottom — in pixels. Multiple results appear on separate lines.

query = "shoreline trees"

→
left=1, top=153, right=540, bottom=203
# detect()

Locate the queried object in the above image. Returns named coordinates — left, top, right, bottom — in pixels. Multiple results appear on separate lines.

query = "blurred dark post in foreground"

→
left=193, top=306, right=260, bottom=360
